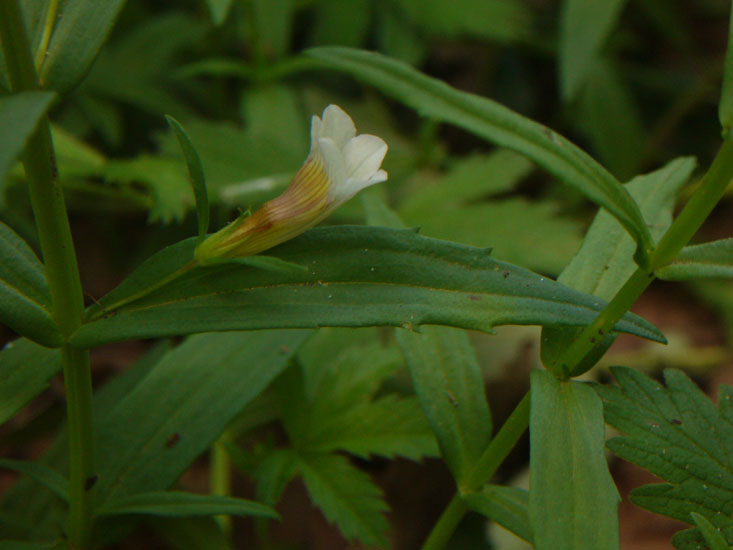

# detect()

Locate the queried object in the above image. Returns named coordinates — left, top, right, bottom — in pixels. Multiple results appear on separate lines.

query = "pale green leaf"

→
left=463, top=485, right=532, bottom=543
left=656, top=239, right=733, bottom=280
left=529, top=371, right=620, bottom=550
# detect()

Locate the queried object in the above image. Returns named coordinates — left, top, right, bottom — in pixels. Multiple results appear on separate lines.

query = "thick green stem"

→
left=0, top=3, right=93, bottom=549
left=422, top=393, right=530, bottom=550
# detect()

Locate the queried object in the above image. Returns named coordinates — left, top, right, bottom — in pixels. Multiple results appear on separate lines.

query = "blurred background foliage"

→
left=1, top=0, right=732, bottom=547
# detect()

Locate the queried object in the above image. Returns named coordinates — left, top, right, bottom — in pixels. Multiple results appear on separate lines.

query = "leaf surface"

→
left=656, top=239, right=733, bottom=280
left=463, top=485, right=532, bottom=543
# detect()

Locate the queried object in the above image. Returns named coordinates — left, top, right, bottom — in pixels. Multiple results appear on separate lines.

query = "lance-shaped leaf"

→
left=306, top=47, right=654, bottom=263
left=463, top=485, right=532, bottom=543
left=656, top=239, right=733, bottom=280
left=0, top=222, right=61, bottom=347
left=71, top=227, right=665, bottom=348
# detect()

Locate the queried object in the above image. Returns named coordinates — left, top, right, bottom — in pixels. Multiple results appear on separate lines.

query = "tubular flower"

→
left=195, top=104, right=388, bottom=264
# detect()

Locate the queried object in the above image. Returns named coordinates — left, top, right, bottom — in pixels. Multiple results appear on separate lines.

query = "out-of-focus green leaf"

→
left=91, top=330, right=309, bottom=507
left=251, top=0, right=295, bottom=60
left=310, top=0, right=371, bottom=47
left=97, top=491, right=277, bottom=519
left=463, top=485, right=532, bottom=543
left=250, top=448, right=299, bottom=505
left=397, top=327, right=491, bottom=483
left=72, top=227, right=665, bottom=348
left=307, top=47, right=654, bottom=262
left=204, top=0, right=234, bottom=25
left=597, top=367, right=733, bottom=546
left=298, top=452, right=388, bottom=547
left=165, top=116, right=209, bottom=241
left=529, top=370, right=620, bottom=550
left=51, top=124, right=106, bottom=179
left=0, top=459, right=67, bottom=502
left=576, top=60, right=644, bottom=181
left=719, top=0, right=733, bottom=132
left=559, top=0, right=630, bottom=100
left=149, top=516, right=231, bottom=550
left=375, top=7, right=426, bottom=65
left=393, top=0, right=532, bottom=43
left=39, top=0, right=126, bottom=94
left=0, top=338, right=61, bottom=427
left=0, top=91, right=55, bottom=184
left=0, top=222, right=61, bottom=347
left=656, top=239, right=733, bottom=280
left=541, top=157, right=693, bottom=375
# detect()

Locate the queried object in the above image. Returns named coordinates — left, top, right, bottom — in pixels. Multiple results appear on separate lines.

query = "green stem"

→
left=0, top=3, right=93, bottom=549
left=34, top=0, right=59, bottom=72
left=422, top=393, right=531, bottom=550
left=62, top=345, right=95, bottom=550
left=211, top=435, right=233, bottom=536
left=553, top=138, right=733, bottom=375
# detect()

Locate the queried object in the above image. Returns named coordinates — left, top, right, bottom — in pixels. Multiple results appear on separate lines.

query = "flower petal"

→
left=342, top=134, right=388, bottom=181
left=319, top=104, right=356, bottom=148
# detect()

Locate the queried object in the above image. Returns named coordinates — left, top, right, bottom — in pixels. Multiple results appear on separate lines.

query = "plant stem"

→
left=34, top=0, right=59, bottom=72
left=211, top=435, right=233, bottom=536
left=0, top=3, right=93, bottom=548
left=422, top=393, right=530, bottom=550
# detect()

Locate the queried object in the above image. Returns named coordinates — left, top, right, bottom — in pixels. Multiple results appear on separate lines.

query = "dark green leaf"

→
left=72, top=227, right=665, bottom=348
left=529, top=371, right=620, bottom=549
left=656, top=239, right=733, bottom=280
left=0, top=91, right=55, bottom=183
left=597, top=367, right=733, bottom=545
left=39, top=0, right=126, bottom=94
left=0, top=222, right=61, bottom=347
left=204, top=0, right=234, bottom=25
left=307, top=47, right=654, bottom=261
left=310, top=0, right=371, bottom=47
left=462, top=485, right=532, bottom=543
left=0, top=338, right=61, bottom=426
left=149, top=516, right=231, bottom=550
left=92, top=330, right=310, bottom=507
left=298, top=452, right=388, bottom=547
left=251, top=448, right=298, bottom=506
left=397, top=326, right=491, bottom=483
left=97, top=491, right=277, bottom=519
left=691, top=512, right=730, bottom=550
left=227, top=255, right=307, bottom=273
left=0, top=459, right=67, bottom=502
left=559, top=0, right=630, bottom=100
left=165, top=115, right=209, bottom=242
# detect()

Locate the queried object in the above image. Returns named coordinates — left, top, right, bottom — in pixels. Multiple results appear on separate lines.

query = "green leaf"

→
left=559, top=0, right=630, bottom=100
left=596, top=367, right=733, bottom=546
left=306, top=47, right=654, bottom=262
left=165, top=115, right=209, bottom=242
left=529, top=371, right=620, bottom=550
left=251, top=0, right=295, bottom=60
left=310, top=0, right=371, bottom=47
left=0, top=222, right=61, bottom=347
left=397, top=326, right=491, bottom=483
left=306, top=394, right=439, bottom=461
left=226, top=255, right=307, bottom=274
left=541, top=157, right=694, bottom=375
left=39, top=0, right=126, bottom=94
left=462, top=485, right=532, bottom=543
left=298, top=452, right=389, bottom=547
left=96, top=491, right=277, bottom=519
left=0, top=459, right=67, bottom=502
left=72, top=227, right=665, bottom=348
left=719, top=0, right=733, bottom=132
left=691, top=512, right=730, bottom=550
left=149, top=516, right=232, bottom=550
left=656, top=239, right=733, bottom=280
left=92, top=330, right=310, bottom=507
left=0, top=338, right=61, bottom=426
left=204, top=0, right=234, bottom=25
left=0, top=91, right=55, bottom=184
left=251, top=448, right=299, bottom=506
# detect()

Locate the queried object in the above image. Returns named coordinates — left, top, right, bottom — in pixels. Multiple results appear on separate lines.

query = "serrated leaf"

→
left=251, top=448, right=299, bottom=506
left=0, top=223, right=61, bottom=347
left=39, top=0, right=126, bottom=94
left=307, top=47, right=654, bottom=262
left=165, top=115, right=209, bottom=242
left=0, top=338, right=61, bottom=426
left=96, top=491, right=277, bottom=519
left=298, top=452, right=389, bottom=547
left=462, top=485, right=532, bottom=543
left=0, top=91, right=55, bottom=184
left=306, top=394, right=438, bottom=461
left=597, top=367, right=733, bottom=545
left=0, top=459, right=67, bottom=502
left=656, top=239, right=733, bottom=280
left=559, top=0, right=630, bottom=100
left=397, top=326, right=491, bottom=483
left=529, top=371, right=620, bottom=550
left=72, top=226, right=665, bottom=348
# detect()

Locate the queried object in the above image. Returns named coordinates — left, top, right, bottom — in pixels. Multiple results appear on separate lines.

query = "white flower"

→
left=195, top=105, right=388, bottom=263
